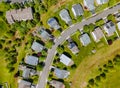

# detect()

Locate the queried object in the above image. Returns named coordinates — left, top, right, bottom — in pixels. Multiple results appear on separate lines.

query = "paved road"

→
left=37, top=4, right=120, bottom=88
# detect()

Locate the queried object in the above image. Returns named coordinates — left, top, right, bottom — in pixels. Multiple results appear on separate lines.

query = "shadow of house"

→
left=63, top=52, right=71, bottom=58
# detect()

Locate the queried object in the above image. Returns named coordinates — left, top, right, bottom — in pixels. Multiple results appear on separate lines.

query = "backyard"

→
left=70, top=40, right=120, bottom=88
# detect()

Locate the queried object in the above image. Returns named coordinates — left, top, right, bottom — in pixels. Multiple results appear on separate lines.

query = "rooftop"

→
left=38, top=27, right=51, bottom=41
left=22, top=68, right=31, bottom=79
left=84, top=0, right=95, bottom=11
left=54, top=68, right=70, bottom=79
left=103, top=21, right=116, bottom=36
left=72, top=4, right=84, bottom=17
left=59, top=9, right=72, bottom=25
left=6, top=7, right=33, bottom=24
left=96, top=0, right=109, bottom=5
left=18, top=80, right=31, bottom=88
left=25, top=55, right=38, bottom=66
left=50, top=80, right=65, bottom=88
left=47, top=18, right=60, bottom=30
left=91, top=27, right=104, bottom=42
left=31, top=41, right=44, bottom=53
left=67, top=38, right=79, bottom=54
left=117, top=21, right=120, bottom=30
left=60, top=54, right=74, bottom=66
left=80, top=33, right=91, bottom=46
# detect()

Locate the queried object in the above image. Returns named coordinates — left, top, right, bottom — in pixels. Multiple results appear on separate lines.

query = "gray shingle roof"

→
left=22, top=68, right=30, bottom=79
left=31, top=41, right=44, bottom=53
left=38, top=27, right=51, bottom=41
left=50, top=80, right=65, bottom=88
left=25, top=55, right=38, bottom=66
left=54, top=68, right=70, bottom=79
left=60, top=54, right=74, bottom=66
left=91, top=27, right=104, bottom=42
left=96, top=0, right=109, bottom=5
left=103, top=21, right=116, bottom=36
left=47, top=18, right=60, bottom=30
left=72, top=4, right=84, bottom=17
left=80, top=33, right=91, bottom=46
left=6, top=7, right=33, bottom=24
left=84, top=0, right=95, bottom=11
left=18, top=80, right=31, bottom=88
left=59, top=9, right=72, bottom=24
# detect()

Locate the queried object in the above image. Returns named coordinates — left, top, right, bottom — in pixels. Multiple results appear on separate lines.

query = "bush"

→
left=88, top=79, right=95, bottom=86
left=100, top=72, right=106, bottom=79
left=95, top=76, right=101, bottom=82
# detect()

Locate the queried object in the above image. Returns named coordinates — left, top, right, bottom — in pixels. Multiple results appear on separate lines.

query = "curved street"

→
left=37, top=3, right=120, bottom=88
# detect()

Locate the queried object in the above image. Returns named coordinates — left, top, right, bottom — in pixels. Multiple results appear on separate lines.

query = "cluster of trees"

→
left=87, top=55, right=120, bottom=88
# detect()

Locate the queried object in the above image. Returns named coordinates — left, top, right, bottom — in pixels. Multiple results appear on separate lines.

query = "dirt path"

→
left=70, top=40, right=120, bottom=88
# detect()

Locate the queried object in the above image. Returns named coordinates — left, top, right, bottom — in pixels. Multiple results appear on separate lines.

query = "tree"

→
left=100, top=72, right=106, bottom=79
left=88, top=79, right=95, bottom=86
left=0, top=44, right=2, bottom=49
left=9, top=67, right=15, bottom=72
left=108, top=0, right=116, bottom=7
left=95, top=76, right=101, bottom=82
left=83, top=25, right=89, bottom=33
left=57, top=45, right=64, bottom=54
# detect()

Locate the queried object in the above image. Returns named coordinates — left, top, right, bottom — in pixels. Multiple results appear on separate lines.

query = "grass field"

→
left=98, top=66, right=120, bottom=88
left=0, top=50, right=12, bottom=86
left=70, top=40, right=120, bottom=88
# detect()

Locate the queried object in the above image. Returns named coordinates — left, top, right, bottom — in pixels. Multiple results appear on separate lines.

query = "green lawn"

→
left=0, top=50, right=11, bottom=86
left=70, top=40, right=120, bottom=88
left=98, top=66, right=120, bottom=88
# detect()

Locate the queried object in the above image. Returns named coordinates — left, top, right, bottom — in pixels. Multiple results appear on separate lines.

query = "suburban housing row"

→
left=48, top=10, right=120, bottom=87
left=18, top=40, right=45, bottom=88
left=47, top=0, right=109, bottom=29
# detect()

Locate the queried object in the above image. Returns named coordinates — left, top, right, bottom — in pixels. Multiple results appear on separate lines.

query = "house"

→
left=31, top=41, right=44, bottom=53
left=37, top=27, right=52, bottom=41
left=47, top=18, right=60, bottom=30
left=117, top=22, right=120, bottom=30
left=25, top=55, right=38, bottom=66
left=22, top=67, right=37, bottom=79
left=80, top=33, right=91, bottom=46
left=67, top=38, right=79, bottom=54
left=83, top=0, right=95, bottom=11
left=6, top=7, right=33, bottom=24
left=10, top=0, right=33, bottom=4
left=22, top=68, right=31, bottom=79
left=103, top=21, right=116, bottom=36
left=18, top=79, right=31, bottom=88
left=72, top=4, right=84, bottom=17
left=0, top=0, right=33, bottom=3
left=54, top=68, right=70, bottom=79
left=59, top=9, right=72, bottom=25
left=49, top=80, right=65, bottom=88
left=114, top=12, right=120, bottom=21
left=91, top=27, right=104, bottom=42
left=60, top=54, right=74, bottom=66
left=96, top=0, right=109, bottom=5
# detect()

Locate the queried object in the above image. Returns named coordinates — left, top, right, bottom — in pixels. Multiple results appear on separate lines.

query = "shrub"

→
left=95, top=76, right=101, bottom=82
left=88, top=78, right=95, bottom=86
